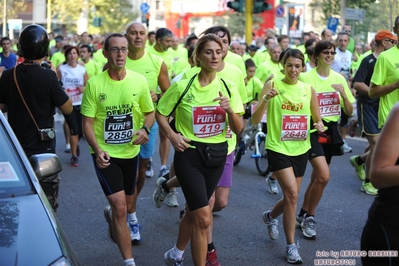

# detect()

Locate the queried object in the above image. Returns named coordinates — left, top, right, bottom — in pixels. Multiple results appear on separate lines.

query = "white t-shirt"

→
left=331, top=48, right=352, bottom=80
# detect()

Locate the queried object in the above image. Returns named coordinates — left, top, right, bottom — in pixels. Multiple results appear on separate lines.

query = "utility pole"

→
left=245, top=0, right=253, bottom=45
left=3, top=0, right=6, bottom=37
left=47, top=0, right=51, bottom=32
left=340, top=0, right=346, bottom=27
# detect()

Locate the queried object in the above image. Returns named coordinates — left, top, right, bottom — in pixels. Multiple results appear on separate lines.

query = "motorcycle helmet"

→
left=18, top=24, right=49, bottom=60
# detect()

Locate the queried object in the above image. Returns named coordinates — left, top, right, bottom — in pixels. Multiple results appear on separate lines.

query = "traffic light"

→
left=253, top=0, right=272, bottom=14
left=227, top=0, right=244, bottom=13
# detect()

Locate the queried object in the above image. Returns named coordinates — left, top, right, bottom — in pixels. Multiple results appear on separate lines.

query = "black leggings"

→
left=174, top=147, right=225, bottom=211
left=361, top=218, right=399, bottom=266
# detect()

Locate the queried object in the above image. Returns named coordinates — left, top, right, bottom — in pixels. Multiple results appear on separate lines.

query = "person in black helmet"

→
left=0, top=24, right=73, bottom=212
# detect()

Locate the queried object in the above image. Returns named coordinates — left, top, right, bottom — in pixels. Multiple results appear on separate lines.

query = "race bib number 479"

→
left=192, top=106, right=226, bottom=138
left=281, top=115, right=308, bottom=141
left=104, top=114, right=133, bottom=144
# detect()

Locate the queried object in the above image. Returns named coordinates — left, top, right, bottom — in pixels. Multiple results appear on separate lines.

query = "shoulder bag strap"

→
left=167, top=73, right=197, bottom=118
left=13, top=66, right=40, bottom=130
left=219, top=78, right=231, bottom=98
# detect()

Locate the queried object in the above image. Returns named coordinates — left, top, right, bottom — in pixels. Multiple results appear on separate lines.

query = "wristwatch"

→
left=141, top=125, right=150, bottom=134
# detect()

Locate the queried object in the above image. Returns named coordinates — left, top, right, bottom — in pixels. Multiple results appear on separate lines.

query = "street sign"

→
left=140, top=3, right=150, bottom=13
left=275, top=4, right=285, bottom=18
left=275, top=17, right=285, bottom=29
left=345, top=8, right=365, bottom=20
left=327, top=17, right=339, bottom=34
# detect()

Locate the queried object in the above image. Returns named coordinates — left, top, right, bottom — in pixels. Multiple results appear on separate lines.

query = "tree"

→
left=0, top=0, right=26, bottom=25
left=309, top=0, right=398, bottom=42
left=51, top=0, right=137, bottom=34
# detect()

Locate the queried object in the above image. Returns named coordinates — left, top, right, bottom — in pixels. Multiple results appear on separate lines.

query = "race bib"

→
left=317, top=92, right=340, bottom=117
left=225, top=126, right=232, bottom=139
left=66, top=87, right=83, bottom=106
left=104, top=113, right=133, bottom=144
left=281, top=115, right=308, bottom=141
left=192, top=106, right=226, bottom=138
left=251, top=103, right=267, bottom=123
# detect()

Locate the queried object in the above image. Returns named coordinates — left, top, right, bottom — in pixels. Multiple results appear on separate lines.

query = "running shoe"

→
left=265, top=176, right=278, bottom=194
left=295, top=215, right=303, bottom=228
left=341, top=141, right=352, bottom=153
left=166, top=190, right=179, bottom=207
left=361, top=181, right=378, bottom=195
left=159, top=165, right=170, bottom=179
left=152, top=177, right=168, bottom=208
left=103, top=206, right=115, bottom=243
left=350, top=155, right=365, bottom=181
left=164, top=248, right=184, bottom=266
left=206, top=249, right=220, bottom=266
left=286, top=244, right=303, bottom=264
left=128, top=220, right=142, bottom=244
left=146, top=158, right=154, bottom=178
left=262, top=210, right=279, bottom=240
left=70, top=156, right=79, bottom=167
left=301, top=215, right=316, bottom=239
left=64, top=143, right=71, bottom=153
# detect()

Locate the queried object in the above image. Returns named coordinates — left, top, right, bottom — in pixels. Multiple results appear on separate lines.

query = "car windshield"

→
left=0, top=120, right=33, bottom=197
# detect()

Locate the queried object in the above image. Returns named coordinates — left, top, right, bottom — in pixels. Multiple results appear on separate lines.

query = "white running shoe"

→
left=262, top=210, right=279, bottom=240
left=265, top=176, right=278, bottom=194
left=166, top=190, right=179, bottom=207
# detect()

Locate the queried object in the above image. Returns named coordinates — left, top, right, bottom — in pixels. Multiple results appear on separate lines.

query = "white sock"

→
left=124, top=258, right=135, bottom=266
left=127, top=212, right=137, bottom=223
left=160, top=165, right=167, bottom=170
left=171, top=245, right=184, bottom=259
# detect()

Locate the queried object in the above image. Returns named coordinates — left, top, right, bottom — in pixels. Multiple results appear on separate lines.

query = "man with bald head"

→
left=255, top=44, right=283, bottom=84
left=321, top=29, right=333, bottom=42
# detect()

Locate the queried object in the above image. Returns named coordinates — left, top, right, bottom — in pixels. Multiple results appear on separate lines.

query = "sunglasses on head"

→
left=321, top=51, right=337, bottom=55
left=384, top=39, right=397, bottom=44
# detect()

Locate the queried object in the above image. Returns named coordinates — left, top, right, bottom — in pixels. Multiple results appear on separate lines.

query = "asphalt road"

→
left=54, top=119, right=374, bottom=266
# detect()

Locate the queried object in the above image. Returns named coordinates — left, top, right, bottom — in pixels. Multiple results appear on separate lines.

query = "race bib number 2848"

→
left=281, top=115, right=308, bottom=141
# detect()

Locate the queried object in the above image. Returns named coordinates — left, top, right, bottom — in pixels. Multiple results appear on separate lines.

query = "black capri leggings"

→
left=174, top=147, right=225, bottom=211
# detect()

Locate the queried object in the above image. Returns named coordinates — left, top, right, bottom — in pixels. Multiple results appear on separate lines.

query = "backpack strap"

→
left=167, top=73, right=197, bottom=118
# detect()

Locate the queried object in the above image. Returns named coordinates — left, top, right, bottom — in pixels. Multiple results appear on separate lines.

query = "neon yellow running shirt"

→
left=81, top=69, right=154, bottom=158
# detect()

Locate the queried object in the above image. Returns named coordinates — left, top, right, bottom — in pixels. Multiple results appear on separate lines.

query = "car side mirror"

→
left=29, top=153, right=62, bottom=180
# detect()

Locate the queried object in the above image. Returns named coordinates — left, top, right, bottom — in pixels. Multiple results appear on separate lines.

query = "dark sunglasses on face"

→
left=321, top=51, right=337, bottom=55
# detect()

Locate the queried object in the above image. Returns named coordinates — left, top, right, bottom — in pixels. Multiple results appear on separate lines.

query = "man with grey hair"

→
left=331, top=31, right=354, bottom=153
left=230, top=40, right=242, bottom=56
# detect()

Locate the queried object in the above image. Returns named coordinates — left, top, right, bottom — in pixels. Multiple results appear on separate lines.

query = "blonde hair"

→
left=192, top=33, right=223, bottom=67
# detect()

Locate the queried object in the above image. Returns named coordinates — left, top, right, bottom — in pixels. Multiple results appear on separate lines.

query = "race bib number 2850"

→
left=104, top=114, right=133, bottom=144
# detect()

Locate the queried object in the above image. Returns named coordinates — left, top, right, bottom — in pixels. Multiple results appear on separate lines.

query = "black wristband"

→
left=156, top=93, right=162, bottom=102
left=141, top=126, right=150, bottom=134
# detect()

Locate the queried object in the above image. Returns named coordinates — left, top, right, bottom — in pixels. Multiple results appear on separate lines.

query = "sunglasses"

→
left=321, top=51, right=337, bottom=55
left=384, top=39, right=397, bottom=44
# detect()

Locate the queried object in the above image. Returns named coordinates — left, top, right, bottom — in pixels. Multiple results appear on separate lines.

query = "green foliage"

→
left=310, top=0, right=398, bottom=42
left=212, top=12, right=264, bottom=38
left=0, top=0, right=26, bottom=22
left=51, top=0, right=137, bottom=34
